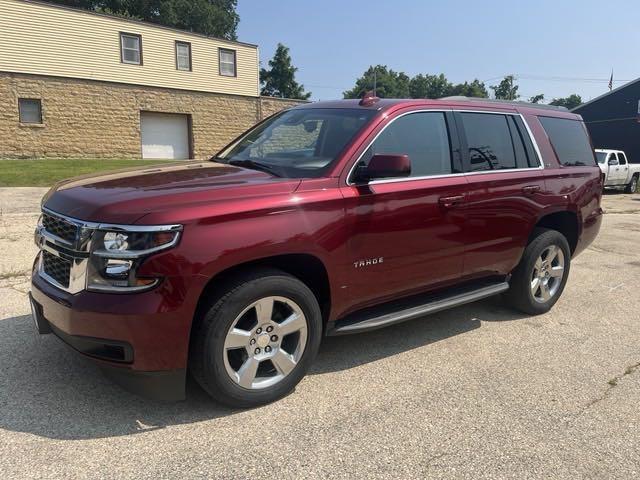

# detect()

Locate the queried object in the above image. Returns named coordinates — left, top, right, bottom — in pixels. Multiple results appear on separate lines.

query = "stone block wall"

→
left=0, top=72, right=305, bottom=159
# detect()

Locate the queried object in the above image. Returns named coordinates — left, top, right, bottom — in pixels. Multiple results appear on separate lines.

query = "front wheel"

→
left=505, top=228, right=571, bottom=315
left=190, top=269, right=322, bottom=407
left=625, top=174, right=638, bottom=194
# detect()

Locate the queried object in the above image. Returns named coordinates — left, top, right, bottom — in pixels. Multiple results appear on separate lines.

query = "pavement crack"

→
left=570, top=361, right=640, bottom=422
left=423, top=452, right=449, bottom=469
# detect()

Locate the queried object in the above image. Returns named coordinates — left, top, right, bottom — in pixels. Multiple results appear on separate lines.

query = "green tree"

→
left=48, top=0, right=239, bottom=39
left=549, top=94, right=582, bottom=110
left=260, top=43, right=311, bottom=100
left=528, top=94, right=545, bottom=104
left=449, top=79, right=489, bottom=98
left=343, top=65, right=410, bottom=99
left=491, top=75, right=519, bottom=100
left=409, top=74, right=452, bottom=99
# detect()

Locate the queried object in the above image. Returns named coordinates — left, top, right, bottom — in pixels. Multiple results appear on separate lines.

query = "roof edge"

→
left=17, top=0, right=258, bottom=49
left=572, top=77, right=640, bottom=112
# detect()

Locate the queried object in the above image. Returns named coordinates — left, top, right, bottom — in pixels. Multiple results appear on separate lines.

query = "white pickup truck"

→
left=596, top=149, right=639, bottom=193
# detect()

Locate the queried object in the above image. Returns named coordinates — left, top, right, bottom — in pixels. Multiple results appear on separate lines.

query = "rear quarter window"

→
left=538, top=116, right=596, bottom=166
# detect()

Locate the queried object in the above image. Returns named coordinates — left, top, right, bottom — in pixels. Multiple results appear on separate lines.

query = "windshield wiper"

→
left=228, top=159, right=281, bottom=177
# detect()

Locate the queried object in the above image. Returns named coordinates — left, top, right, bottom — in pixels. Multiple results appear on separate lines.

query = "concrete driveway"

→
left=1, top=188, right=639, bottom=479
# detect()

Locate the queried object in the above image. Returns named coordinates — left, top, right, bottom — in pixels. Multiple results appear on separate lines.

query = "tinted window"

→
left=538, top=116, right=596, bottom=166
left=618, top=152, right=627, bottom=165
left=219, top=108, right=375, bottom=178
left=609, top=153, right=619, bottom=164
left=511, top=116, right=540, bottom=167
left=361, top=112, right=452, bottom=178
left=506, top=116, right=529, bottom=168
left=460, top=113, right=518, bottom=171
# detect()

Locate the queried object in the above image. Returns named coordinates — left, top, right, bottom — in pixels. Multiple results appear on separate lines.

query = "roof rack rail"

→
left=441, top=96, right=568, bottom=111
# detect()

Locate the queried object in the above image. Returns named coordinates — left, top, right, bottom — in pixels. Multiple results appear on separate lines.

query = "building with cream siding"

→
left=0, top=0, right=303, bottom=159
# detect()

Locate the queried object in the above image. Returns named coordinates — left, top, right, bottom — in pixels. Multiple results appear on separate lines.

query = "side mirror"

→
left=356, top=154, right=411, bottom=183
left=608, top=158, right=618, bottom=166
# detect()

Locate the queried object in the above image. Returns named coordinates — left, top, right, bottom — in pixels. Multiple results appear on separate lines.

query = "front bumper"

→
left=30, top=270, right=208, bottom=401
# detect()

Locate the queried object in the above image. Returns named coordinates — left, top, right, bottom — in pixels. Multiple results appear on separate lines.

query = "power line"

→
left=484, top=73, right=635, bottom=84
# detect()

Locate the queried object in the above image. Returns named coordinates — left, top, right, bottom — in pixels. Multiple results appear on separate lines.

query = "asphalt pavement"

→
left=1, top=188, right=639, bottom=479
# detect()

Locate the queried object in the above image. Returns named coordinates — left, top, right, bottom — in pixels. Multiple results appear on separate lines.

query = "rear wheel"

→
left=505, top=228, right=571, bottom=315
left=625, top=174, right=638, bottom=194
left=190, top=269, right=322, bottom=407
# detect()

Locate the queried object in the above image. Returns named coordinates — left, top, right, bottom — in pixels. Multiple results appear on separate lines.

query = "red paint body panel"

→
left=31, top=98, right=603, bottom=386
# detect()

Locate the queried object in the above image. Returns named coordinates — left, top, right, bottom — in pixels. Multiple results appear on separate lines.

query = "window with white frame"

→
left=219, top=48, right=236, bottom=77
left=120, top=33, right=142, bottom=65
left=176, top=41, right=191, bottom=71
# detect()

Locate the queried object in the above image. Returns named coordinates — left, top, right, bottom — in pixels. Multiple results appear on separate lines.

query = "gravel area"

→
left=1, top=188, right=639, bottom=479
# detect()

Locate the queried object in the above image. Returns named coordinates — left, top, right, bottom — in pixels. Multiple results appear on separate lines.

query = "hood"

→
left=42, top=161, right=301, bottom=224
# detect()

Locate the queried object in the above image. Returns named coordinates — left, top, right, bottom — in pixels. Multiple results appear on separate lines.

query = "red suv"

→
left=30, top=97, right=603, bottom=406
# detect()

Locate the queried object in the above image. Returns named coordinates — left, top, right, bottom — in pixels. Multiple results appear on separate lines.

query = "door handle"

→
left=438, top=195, right=465, bottom=208
left=522, top=185, right=541, bottom=195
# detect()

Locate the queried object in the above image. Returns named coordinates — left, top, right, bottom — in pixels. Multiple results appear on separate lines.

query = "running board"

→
left=329, top=281, right=509, bottom=336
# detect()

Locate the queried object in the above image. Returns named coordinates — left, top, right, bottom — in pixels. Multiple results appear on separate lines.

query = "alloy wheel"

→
left=530, top=245, right=565, bottom=303
left=222, top=296, right=308, bottom=390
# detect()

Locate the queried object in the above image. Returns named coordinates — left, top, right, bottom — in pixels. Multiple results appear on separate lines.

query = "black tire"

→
left=625, top=174, right=638, bottom=194
left=190, top=268, right=322, bottom=408
left=505, top=228, right=571, bottom=315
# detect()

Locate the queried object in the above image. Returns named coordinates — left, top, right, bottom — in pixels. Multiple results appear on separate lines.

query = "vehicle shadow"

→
left=313, top=297, right=522, bottom=374
left=0, top=299, right=525, bottom=440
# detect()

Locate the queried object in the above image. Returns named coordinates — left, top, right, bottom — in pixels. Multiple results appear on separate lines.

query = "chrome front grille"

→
left=41, top=251, right=72, bottom=288
left=42, top=213, right=78, bottom=244
left=35, top=208, right=94, bottom=294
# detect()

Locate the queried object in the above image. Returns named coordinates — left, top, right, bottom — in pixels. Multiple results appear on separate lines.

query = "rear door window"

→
left=458, top=112, right=531, bottom=172
left=538, top=116, right=597, bottom=166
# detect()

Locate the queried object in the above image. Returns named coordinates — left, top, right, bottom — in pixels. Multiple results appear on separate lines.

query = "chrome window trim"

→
left=345, top=109, right=544, bottom=186
left=36, top=208, right=182, bottom=294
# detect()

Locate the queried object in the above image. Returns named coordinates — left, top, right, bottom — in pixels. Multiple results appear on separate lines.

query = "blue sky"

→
left=237, top=0, right=640, bottom=102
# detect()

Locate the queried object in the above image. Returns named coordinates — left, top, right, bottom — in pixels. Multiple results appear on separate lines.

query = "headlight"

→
left=87, top=226, right=181, bottom=292
left=104, top=232, right=129, bottom=251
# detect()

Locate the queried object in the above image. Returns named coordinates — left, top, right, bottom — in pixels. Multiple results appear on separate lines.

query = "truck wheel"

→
left=190, top=268, right=322, bottom=407
left=625, top=174, right=638, bottom=194
left=505, top=228, right=571, bottom=315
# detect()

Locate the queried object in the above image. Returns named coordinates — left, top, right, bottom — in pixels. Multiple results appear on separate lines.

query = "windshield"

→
left=596, top=152, right=607, bottom=164
left=216, top=108, right=376, bottom=178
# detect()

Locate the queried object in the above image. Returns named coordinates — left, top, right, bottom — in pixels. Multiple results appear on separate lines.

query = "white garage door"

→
left=140, top=112, right=190, bottom=159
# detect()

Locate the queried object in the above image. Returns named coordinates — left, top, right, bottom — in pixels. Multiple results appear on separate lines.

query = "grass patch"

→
left=0, top=158, right=178, bottom=187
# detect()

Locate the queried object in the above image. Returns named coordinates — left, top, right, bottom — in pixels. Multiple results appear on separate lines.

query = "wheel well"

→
left=195, top=254, right=331, bottom=322
left=533, top=211, right=579, bottom=254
